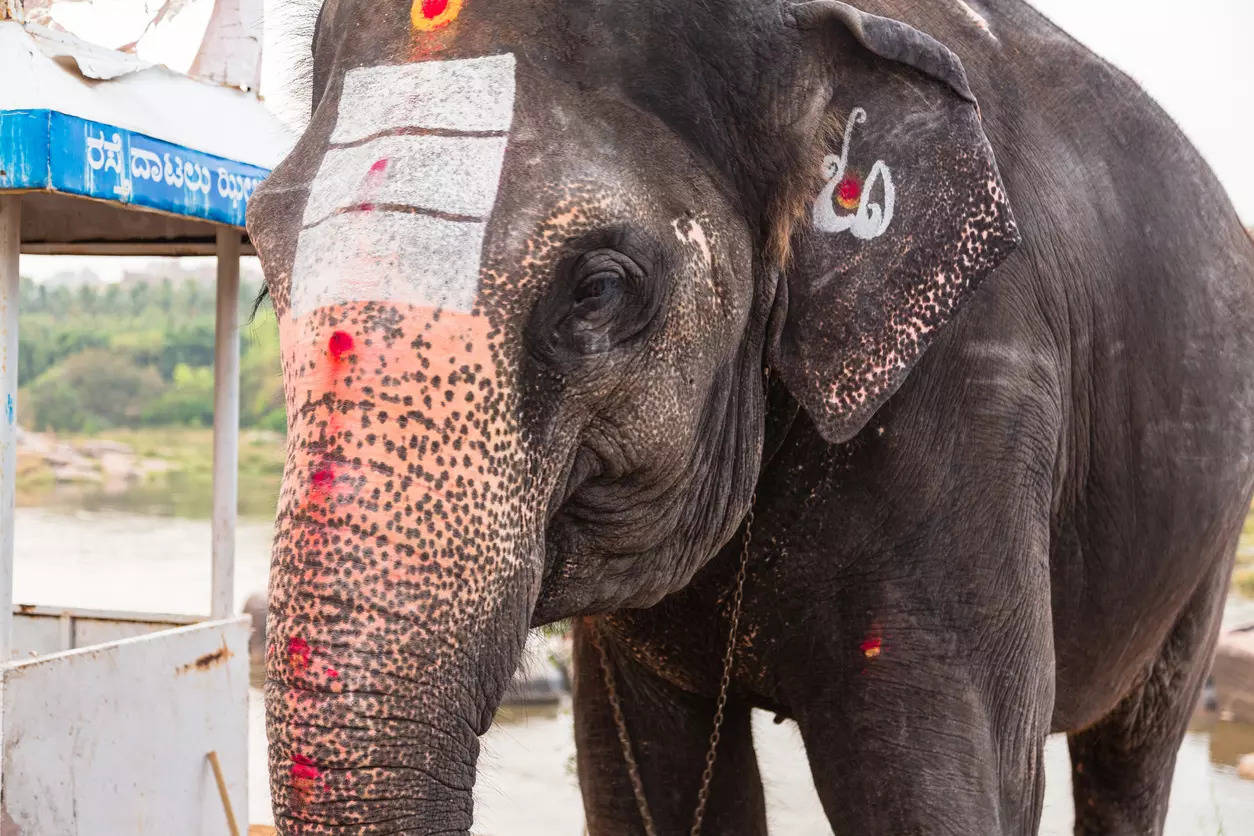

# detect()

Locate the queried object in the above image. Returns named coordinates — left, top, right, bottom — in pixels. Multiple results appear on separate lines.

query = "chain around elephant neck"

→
left=592, top=482, right=757, bottom=836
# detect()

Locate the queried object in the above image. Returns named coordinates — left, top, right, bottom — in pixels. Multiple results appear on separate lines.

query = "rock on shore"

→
left=16, top=427, right=171, bottom=489
left=1213, top=622, right=1254, bottom=724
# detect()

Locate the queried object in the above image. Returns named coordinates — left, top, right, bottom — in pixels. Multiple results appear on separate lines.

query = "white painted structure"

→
left=0, top=6, right=289, bottom=832
left=3, top=617, right=251, bottom=834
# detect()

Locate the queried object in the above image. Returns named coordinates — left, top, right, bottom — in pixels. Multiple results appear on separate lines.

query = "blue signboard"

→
left=0, top=109, right=269, bottom=228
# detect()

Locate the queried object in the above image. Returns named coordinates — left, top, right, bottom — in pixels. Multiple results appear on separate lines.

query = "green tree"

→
left=241, top=310, right=287, bottom=432
left=21, top=348, right=164, bottom=432
left=140, top=363, right=216, bottom=426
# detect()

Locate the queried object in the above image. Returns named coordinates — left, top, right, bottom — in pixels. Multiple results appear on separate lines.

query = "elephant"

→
left=245, top=0, right=1254, bottom=832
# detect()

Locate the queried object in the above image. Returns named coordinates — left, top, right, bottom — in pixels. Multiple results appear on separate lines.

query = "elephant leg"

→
left=571, top=618, right=768, bottom=836
left=794, top=667, right=1049, bottom=835
left=1067, top=558, right=1230, bottom=836
left=774, top=567, right=1055, bottom=836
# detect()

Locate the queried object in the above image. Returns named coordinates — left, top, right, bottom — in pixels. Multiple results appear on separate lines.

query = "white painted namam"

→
left=291, top=53, right=517, bottom=317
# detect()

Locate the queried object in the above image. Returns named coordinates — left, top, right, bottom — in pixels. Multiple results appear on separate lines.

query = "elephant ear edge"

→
left=771, top=1, right=1020, bottom=444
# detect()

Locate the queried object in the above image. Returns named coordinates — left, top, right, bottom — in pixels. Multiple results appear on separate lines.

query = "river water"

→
left=12, top=506, right=1254, bottom=833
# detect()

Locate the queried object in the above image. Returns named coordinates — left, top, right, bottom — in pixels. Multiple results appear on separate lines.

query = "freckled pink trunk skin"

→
left=267, top=302, right=535, bottom=834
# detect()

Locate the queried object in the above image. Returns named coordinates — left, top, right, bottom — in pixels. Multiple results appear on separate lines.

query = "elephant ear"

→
left=770, top=1, right=1020, bottom=443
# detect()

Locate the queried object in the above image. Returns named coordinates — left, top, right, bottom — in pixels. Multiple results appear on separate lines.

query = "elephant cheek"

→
left=265, top=302, right=536, bottom=827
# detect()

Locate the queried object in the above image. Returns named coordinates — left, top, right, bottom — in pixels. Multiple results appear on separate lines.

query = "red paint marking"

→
left=860, top=636, right=882, bottom=659
left=311, top=467, right=335, bottom=488
left=328, top=330, right=354, bottom=360
left=288, top=636, right=312, bottom=671
left=421, top=0, right=449, bottom=18
left=838, top=176, right=862, bottom=207
left=291, top=753, right=322, bottom=781
left=325, top=667, right=340, bottom=679
left=369, top=157, right=389, bottom=173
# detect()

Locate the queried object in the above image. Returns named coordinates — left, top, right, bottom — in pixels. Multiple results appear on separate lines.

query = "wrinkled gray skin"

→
left=247, top=0, right=1254, bottom=833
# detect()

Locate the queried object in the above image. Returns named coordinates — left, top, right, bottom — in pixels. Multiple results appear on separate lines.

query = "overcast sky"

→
left=18, top=0, right=1253, bottom=281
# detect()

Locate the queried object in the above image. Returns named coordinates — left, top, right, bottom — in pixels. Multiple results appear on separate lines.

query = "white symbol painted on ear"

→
left=812, top=107, right=895, bottom=241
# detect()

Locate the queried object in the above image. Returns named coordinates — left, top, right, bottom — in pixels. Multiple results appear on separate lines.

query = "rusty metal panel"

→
left=9, top=613, right=62, bottom=658
left=72, top=616, right=183, bottom=649
left=11, top=606, right=201, bottom=659
left=1, top=617, right=250, bottom=834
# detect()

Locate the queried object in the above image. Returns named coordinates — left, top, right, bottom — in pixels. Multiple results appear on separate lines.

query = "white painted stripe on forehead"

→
left=301, top=133, right=510, bottom=226
left=332, top=53, right=516, bottom=143
left=291, top=53, right=516, bottom=317
left=291, top=211, right=486, bottom=316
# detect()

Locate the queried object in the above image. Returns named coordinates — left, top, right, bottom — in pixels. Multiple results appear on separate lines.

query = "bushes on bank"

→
left=16, top=275, right=284, bottom=434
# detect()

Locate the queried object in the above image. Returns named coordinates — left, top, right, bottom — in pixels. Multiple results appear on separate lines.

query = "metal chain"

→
left=689, top=498, right=755, bottom=836
left=590, top=624, right=661, bottom=836
left=592, top=489, right=758, bottom=836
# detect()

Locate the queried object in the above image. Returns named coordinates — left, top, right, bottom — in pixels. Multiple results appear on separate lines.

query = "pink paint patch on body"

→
left=350, top=159, right=389, bottom=214
left=290, top=752, right=323, bottom=800
left=291, top=753, right=321, bottom=781
left=325, top=667, right=340, bottom=679
left=288, top=636, right=312, bottom=672
left=328, top=330, right=355, bottom=360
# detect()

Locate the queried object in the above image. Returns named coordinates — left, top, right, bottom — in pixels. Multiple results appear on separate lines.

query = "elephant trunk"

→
left=266, top=303, right=538, bottom=833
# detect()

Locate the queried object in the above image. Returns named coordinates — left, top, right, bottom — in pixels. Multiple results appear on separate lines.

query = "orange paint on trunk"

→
left=269, top=299, right=530, bottom=818
left=280, top=303, right=505, bottom=539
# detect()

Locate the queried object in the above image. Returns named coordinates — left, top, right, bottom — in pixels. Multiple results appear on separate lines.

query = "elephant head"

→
left=247, top=0, right=1017, bottom=831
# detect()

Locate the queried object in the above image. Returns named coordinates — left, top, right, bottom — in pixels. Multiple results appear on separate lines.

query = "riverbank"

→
left=14, top=425, right=1254, bottom=599
left=10, top=503, right=1254, bottom=832
left=15, top=426, right=285, bottom=518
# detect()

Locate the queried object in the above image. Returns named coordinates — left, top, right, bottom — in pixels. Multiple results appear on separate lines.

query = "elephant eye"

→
left=570, top=250, right=635, bottom=324
left=525, top=237, right=664, bottom=369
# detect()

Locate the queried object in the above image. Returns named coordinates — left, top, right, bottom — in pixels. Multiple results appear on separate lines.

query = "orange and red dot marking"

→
left=288, top=636, right=312, bottom=672
left=291, top=752, right=324, bottom=799
left=411, top=0, right=462, bottom=30
left=328, top=330, right=354, bottom=361
left=837, top=176, right=862, bottom=210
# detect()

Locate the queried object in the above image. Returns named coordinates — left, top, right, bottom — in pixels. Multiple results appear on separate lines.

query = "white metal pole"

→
left=211, top=226, right=240, bottom=619
left=0, top=196, right=20, bottom=663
